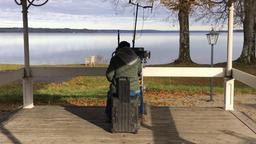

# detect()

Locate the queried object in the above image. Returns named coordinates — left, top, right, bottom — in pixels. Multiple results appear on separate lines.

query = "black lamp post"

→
left=14, top=0, right=49, bottom=78
left=206, top=28, right=219, bottom=102
left=14, top=0, right=49, bottom=108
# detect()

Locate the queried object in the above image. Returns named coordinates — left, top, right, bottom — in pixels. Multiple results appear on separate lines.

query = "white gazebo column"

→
left=224, top=1, right=234, bottom=111
left=22, top=0, right=34, bottom=109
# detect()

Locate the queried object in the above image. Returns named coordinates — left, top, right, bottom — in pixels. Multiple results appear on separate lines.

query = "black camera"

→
left=132, top=47, right=151, bottom=60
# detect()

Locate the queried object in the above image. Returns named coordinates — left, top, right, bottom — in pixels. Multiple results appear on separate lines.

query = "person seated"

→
left=105, top=41, right=142, bottom=120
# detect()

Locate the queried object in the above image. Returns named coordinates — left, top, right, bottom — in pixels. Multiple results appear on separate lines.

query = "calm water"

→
left=0, top=32, right=243, bottom=65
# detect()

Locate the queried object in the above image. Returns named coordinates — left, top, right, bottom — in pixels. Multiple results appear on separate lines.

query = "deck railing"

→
left=233, top=68, right=256, bottom=89
left=1, top=66, right=255, bottom=110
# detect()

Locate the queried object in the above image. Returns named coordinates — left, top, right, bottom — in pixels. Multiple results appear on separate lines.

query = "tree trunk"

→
left=175, top=0, right=192, bottom=64
left=253, top=0, right=256, bottom=60
left=237, top=0, right=256, bottom=64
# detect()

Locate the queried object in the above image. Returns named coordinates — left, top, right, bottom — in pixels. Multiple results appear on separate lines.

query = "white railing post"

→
left=224, top=78, right=234, bottom=110
left=23, top=78, right=34, bottom=108
left=22, top=0, right=34, bottom=109
left=224, top=1, right=234, bottom=111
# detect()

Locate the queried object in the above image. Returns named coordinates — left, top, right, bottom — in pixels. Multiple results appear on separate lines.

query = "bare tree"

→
left=160, top=0, right=200, bottom=63
left=141, top=0, right=212, bottom=63
left=196, top=0, right=256, bottom=64
left=193, top=1, right=228, bottom=26
left=109, top=0, right=254, bottom=64
left=254, top=3, right=256, bottom=60
left=238, top=0, right=256, bottom=64
left=109, top=0, right=199, bottom=63
left=237, top=0, right=256, bottom=64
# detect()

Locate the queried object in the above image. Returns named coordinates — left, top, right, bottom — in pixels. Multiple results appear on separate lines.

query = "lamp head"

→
left=206, top=28, right=219, bottom=45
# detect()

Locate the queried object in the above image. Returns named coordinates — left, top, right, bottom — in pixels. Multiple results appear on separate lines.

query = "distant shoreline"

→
left=0, top=28, right=243, bottom=33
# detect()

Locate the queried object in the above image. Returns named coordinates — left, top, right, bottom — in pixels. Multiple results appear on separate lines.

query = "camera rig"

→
left=132, top=47, right=151, bottom=63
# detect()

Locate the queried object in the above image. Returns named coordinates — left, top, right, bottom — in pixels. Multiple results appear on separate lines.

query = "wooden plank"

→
left=143, top=67, right=225, bottom=77
left=0, top=69, right=24, bottom=86
left=233, top=68, right=256, bottom=88
left=31, top=67, right=106, bottom=78
left=231, top=110, right=256, bottom=134
left=31, top=67, right=226, bottom=81
left=1, top=106, right=256, bottom=144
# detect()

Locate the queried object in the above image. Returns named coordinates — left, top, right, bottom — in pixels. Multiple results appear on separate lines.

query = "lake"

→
left=0, top=32, right=243, bottom=65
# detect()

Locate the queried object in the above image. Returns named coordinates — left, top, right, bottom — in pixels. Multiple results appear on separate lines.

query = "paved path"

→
left=0, top=106, right=256, bottom=144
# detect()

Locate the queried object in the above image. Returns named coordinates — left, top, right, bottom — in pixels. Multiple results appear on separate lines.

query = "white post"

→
left=23, top=78, right=34, bottom=108
left=226, top=2, right=234, bottom=77
left=224, top=78, right=234, bottom=110
left=224, top=1, right=234, bottom=111
left=22, top=0, right=34, bottom=109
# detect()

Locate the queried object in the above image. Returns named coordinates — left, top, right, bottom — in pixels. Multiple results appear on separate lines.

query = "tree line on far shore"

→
left=115, top=0, right=256, bottom=64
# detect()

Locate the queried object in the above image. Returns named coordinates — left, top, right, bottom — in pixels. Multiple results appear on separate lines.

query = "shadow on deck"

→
left=0, top=106, right=256, bottom=144
left=65, top=106, right=193, bottom=144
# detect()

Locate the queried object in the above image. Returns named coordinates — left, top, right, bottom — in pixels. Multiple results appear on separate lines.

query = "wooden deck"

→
left=0, top=106, right=255, bottom=144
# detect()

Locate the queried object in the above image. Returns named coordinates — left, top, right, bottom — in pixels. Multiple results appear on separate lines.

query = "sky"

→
left=0, top=0, right=213, bottom=30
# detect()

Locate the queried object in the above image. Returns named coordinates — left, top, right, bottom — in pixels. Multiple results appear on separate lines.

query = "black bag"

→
left=111, top=77, right=140, bottom=133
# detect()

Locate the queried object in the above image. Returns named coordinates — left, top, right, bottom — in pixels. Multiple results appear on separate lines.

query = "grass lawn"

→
left=0, top=64, right=23, bottom=71
left=0, top=63, right=255, bottom=105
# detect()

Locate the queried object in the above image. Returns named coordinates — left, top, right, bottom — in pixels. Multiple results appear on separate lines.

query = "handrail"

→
left=233, top=68, right=256, bottom=89
left=31, top=67, right=226, bottom=79
left=2, top=67, right=255, bottom=89
left=31, top=67, right=106, bottom=78
left=0, top=67, right=226, bottom=85
left=143, top=67, right=225, bottom=77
